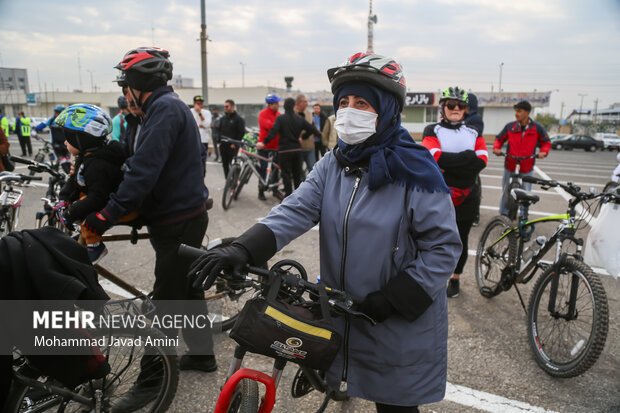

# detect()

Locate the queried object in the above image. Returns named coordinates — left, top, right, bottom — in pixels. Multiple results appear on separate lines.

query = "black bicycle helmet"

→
left=115, top=47, right=173, bottom=92
left=327, top=52, right=406, bottom=109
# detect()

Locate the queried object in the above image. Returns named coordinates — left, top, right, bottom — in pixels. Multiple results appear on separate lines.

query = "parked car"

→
left=594, top=133, right=620, bottom=151
left=551, top=134, right=604, bottom=151
left=549, top=133, right=569, bottom=142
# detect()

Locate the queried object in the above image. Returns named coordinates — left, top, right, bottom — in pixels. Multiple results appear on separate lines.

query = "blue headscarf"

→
left=334, top=83, right=448, bottom=193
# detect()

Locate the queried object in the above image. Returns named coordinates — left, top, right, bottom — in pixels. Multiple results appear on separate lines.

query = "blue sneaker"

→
left=87, top=242, right=108, bottom=264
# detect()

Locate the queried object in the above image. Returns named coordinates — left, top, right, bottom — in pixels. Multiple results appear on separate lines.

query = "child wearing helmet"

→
left=422, top=86, right=488, bottom=298
left=191, top=53, right=461, bottom=412
left=53, top=104, right=127, bottom=263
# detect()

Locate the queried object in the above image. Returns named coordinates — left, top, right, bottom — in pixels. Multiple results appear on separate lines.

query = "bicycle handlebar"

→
left=178, top=243, right=375, bottom=325
left=522, top=175, right=619, bottom=204
left=10, top=155, right=64, bottom=178
left=0, top=173, right=42, bottom=183
left=221, top=136, right=256, bottom=148
left=499, top=152, right=537, bottom=160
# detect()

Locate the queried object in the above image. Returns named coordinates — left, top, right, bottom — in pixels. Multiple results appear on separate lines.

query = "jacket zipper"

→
left=339, top=173, right=361, bottom=392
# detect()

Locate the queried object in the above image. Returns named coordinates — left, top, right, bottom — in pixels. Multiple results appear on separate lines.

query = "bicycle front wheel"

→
left=226, top=379, right=259, bottom=413
left=7, top=327, right=179, bottom=413
left=234, top=164, right=252, bottom=200
left=222, top=164, right=241, bottom=210
left=527, top=258, right=609, bottom=377
left=475, top=215, right=517, bottom=296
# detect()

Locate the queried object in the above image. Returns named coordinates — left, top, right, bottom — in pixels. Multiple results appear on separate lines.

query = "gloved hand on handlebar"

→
left=83, top=210, right=114, bottom=235
left=189, top=243, right=251, bottom=289
left=188, top=223, right=278, bottom=290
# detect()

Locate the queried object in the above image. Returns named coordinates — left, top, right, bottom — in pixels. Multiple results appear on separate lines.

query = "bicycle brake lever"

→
left=331, top=301, right=377, bottom=326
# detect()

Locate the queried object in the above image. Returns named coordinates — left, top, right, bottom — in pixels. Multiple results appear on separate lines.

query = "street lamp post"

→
left=240, top=62, right=246, bottom=88
left=498, top=62, right=504, bottom=93
left=578, top=93, right=587, bottom=123
left=86, top=69, right=94, bottom=93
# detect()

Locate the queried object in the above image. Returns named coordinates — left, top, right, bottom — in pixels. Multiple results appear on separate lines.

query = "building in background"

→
left=0, top=67, right=29, bottom=93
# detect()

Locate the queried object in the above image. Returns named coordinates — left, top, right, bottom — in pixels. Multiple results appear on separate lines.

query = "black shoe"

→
left=447, top=279, right=460, bottom=298
left=258, top=191, right=266, bottom=201
left=472, top=215, right=480, bottom=227
left=111, top=380, right=160, bottom=413
left=179, top=354, right=217, bottom=372
left=272, top=189, right=285, bottom=201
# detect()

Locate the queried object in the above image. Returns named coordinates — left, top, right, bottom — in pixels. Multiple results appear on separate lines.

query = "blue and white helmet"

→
left=54, top=103, right=112, bottom=138
left=54, top=104, right=112, bottom=152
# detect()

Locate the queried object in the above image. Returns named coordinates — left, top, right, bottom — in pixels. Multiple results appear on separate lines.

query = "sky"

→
left=1, top=0, right=619, bottom=119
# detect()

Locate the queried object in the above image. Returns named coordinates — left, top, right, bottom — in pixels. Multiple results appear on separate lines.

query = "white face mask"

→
left=334, top=107, right=378, bottom=145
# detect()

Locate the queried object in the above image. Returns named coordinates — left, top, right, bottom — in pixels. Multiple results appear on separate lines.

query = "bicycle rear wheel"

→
left=226, top=379, right=259, bottom=413
left=222, top=164, right=241, bottom=210
left=527, top=258, right=609, bottom=377
left=475, top=215, right=517, bottom=297
left=7, top=327, right=179, bottom=413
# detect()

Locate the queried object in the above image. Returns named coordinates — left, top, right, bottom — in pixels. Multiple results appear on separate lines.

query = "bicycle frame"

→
left=236, top=147, right=280, bottom=190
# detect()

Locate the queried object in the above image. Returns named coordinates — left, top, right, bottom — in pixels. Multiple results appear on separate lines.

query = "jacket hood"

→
left=467, top=93, right=479, bottom=115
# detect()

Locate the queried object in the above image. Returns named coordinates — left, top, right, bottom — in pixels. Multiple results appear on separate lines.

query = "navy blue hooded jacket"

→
left=101, top=86, right=209, bottom=225
left=464, top=93, right=484, bottom=135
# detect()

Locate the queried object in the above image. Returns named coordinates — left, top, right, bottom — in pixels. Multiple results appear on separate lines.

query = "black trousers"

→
left=148, top=210, right=213, bottom=355
left=375, top=403, right=419, bottom=413
left=314, top=140, right=326, bottom=161
left=219, top=142, right=239, bottom=178
left=455, top=218, right=475, bottom=274
left=17, top=134, right=32, bottom=156
left=278, top=151, right=303, bottom=196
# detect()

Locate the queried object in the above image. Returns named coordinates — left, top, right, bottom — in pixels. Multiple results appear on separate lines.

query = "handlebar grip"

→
left=23, top=175, right=42, bottom=181
left=10, top=155, right=33, bottom=164
left=178, top=243, right=206, bottom=260
left=521, top=175, right=539, bottom=184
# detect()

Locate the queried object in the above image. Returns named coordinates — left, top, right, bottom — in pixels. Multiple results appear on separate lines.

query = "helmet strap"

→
left=128, top=87, right=143, bottom=110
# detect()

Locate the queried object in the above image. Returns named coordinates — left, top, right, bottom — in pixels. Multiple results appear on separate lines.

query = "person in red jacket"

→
left=493, top=100, right=550, bottom=216
left=257, top=94, right=283, bottom=200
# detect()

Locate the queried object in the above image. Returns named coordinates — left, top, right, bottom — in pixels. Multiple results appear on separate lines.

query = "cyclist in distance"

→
left=257, top=93, right=283, bottom=200
left=493, top=100, right=550, bottom=216
left=192, top=52, right=461, bottom=413
left=422, top=87, right=488, bottom=298
left=83, top=47, right=216, bottom=410
left=34, top=104, right=72, bottom=174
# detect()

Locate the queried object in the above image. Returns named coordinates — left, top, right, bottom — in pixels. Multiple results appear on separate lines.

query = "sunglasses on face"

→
left=445, top=101, right=467, bottom=110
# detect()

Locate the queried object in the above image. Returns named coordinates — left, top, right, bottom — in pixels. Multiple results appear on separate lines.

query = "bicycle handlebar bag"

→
left=229, top=275, right=341, bottom=371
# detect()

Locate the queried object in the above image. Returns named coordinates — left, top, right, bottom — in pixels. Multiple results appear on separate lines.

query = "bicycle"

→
left=5, top=297, right=179, bottom=413
left=500, top=152, right=537, bottom=220
left=0, top=172, right=42, bottom=237
left=11, top=155, right=67, bottom=230
left=179, top=244, right=374, bottom=413
left=29, top=134, right=59, bottom=176
left=475, top=175, right=617, bottom=377
left=221, top=137, right=282, bottom=210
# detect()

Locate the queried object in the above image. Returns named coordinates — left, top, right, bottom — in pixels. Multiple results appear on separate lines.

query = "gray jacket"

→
left=260, top=151, right=461, bottom=405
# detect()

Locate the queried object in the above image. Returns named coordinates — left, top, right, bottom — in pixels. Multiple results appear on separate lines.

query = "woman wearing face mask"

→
left=191, top=53, right=461, bottom=412
left=422, top=87, right=488, bottom=298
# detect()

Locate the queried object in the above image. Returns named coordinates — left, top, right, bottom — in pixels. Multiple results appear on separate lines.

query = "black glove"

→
left=83, top=211, right=113, bottom=236
left=189, top=243, right=250, bottom=290
left=358, top=291, right=395, bottom=323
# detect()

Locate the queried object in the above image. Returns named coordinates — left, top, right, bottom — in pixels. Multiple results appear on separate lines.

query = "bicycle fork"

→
left=547, top=238, right=582, bottom=321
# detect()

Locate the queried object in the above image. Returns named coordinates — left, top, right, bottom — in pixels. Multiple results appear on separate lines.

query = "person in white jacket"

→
left=191, top=95, right=212, bottom=172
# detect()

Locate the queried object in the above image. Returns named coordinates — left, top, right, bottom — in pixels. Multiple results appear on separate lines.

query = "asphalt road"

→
left=6, top=133, right=620, bottom=413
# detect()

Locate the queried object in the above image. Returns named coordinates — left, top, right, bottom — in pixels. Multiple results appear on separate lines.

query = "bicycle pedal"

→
left=480, top=287, right=496, bottom=298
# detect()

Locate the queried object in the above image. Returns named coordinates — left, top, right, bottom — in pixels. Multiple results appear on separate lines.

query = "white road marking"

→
left=484, top=166, right=610, bottom=180
left=480, top=173, right=606, bottom=188
left=445, top=382, right=559, bottom=413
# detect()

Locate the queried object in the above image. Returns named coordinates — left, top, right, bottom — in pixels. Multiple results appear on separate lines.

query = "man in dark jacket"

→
left=218, top=99, right=245, bottom=178
left=258, top=97, right=321, bottom=196
left=83, top=47, right=215, bottom=410
left=464, top=93, right=484, bottom=226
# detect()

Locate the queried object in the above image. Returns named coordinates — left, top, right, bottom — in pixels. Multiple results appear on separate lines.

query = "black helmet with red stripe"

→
left=327, top=52, right=407, bottom=109
left=115, top=47, right=173, bottom=92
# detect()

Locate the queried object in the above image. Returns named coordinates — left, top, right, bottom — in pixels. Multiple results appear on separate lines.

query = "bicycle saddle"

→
left=511, top=188, right=540, bottom=204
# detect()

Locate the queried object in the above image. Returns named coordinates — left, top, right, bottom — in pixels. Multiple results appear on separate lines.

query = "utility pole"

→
left=86, top=70, right=94, bottom=93
left=498, top=62, right=504, bottom=93
left=578, top=93, right=587, bottom=123
left=593, top=98, right=598, bottom=124
left=367, top=0, right=377, bottom=53
left=240, top=62, right=246, bottom=88
left=200, top=0, right=208, bottom=104
left=560, top=102, right=565, bottom=121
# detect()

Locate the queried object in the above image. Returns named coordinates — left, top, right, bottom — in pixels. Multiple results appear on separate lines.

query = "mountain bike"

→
left=501, top=153, right=537, bottom=220
left=475, top=175, right=617, bottom=377
left=5, top=297, right=179, bottom=413
left=221, top=137, right=282, bottom=210
left=179, top=244, right=374, bottom=413
left=0, top=172, right=42, bottom=237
